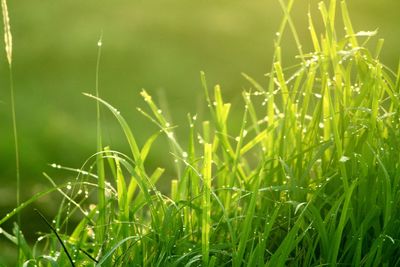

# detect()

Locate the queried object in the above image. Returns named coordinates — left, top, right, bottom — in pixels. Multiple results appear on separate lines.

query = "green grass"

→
left=1, top=0, right=22, bottom=263
left=1, top=0, right=400, bottom=266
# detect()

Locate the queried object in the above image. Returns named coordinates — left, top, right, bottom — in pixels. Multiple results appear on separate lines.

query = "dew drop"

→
left=339, top=155, right=350, bottom=162
left=314, top=93, right=322, bottom=99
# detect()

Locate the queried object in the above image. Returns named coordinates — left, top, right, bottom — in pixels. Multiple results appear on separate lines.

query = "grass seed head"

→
left=1, top=0, right=12, bottom=65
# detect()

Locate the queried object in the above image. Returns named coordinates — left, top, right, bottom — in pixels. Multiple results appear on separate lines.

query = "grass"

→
left=1, top=0, right=400, bottom=266
left=1, top=0, right=22, bottom=263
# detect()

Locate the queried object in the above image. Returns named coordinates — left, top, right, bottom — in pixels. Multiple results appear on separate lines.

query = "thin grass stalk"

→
left=266, top=0, right=294, bottom=157
left=35, top=209, right=75, bottom=267
left=202, top=143, right=212, bottom=266
left=0, top=181, right=100, bottom=226
left=1, top=0, right=22, bottom=262
left=94, top=35, right=107, bottom=251
left=278, top=0, right=305, bottom=61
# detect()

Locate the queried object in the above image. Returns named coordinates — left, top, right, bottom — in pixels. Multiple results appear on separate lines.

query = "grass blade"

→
left=202, top=143, right=212, bottom=266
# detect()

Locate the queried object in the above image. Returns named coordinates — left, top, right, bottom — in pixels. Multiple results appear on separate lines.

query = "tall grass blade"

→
left=1, top=0, right=22, bottom=262
left=202, top=143, right=212, bottom=266
left=93, top=35, right=107, bottom=247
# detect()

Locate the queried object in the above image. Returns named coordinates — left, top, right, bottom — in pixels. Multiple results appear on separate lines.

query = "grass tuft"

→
left=1, top=0, right=400, bottom=266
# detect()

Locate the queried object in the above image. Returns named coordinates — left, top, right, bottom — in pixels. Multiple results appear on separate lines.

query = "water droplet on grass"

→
left=314, top=93, right=322, bottom=99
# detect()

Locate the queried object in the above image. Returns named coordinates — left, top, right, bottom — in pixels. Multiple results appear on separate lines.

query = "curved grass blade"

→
left=95, top=236, right=139, bottom=266
left=83, top=93, right=142, bottom=166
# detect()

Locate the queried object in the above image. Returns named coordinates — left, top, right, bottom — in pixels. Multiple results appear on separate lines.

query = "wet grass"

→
left=1, top=0, right=400, bottom=266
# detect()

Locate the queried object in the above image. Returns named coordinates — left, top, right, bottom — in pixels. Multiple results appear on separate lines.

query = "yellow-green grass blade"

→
left=115, top=156, right=128, bottom=222
left=234, top=166, right=263, bottom=267
left=140, top=131, right=162, bottom=162
left=84, top=93, right=142, bottom=167
left=68, top=207, right=97, bottom=245
left=341, top=0, right=359, bottom=48
left=278, top=0, right=304, bottom=60
left=202, top=143, right=212, bottom=266
left=329, top=180, right=357, bottom=265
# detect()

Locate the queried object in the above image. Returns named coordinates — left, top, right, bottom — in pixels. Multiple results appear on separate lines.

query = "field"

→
left=1, top=0, right=400, bottom=266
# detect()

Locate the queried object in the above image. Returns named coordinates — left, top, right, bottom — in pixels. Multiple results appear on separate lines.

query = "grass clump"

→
left=1, top=0, right=400, bottom=266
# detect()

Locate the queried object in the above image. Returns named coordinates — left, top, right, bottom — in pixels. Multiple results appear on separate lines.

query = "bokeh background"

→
left=1, top=0, right=399, bottom=264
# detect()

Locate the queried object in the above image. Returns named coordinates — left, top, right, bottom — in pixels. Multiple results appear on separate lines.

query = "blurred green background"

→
left=0, top=0, right=399, bottom=264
